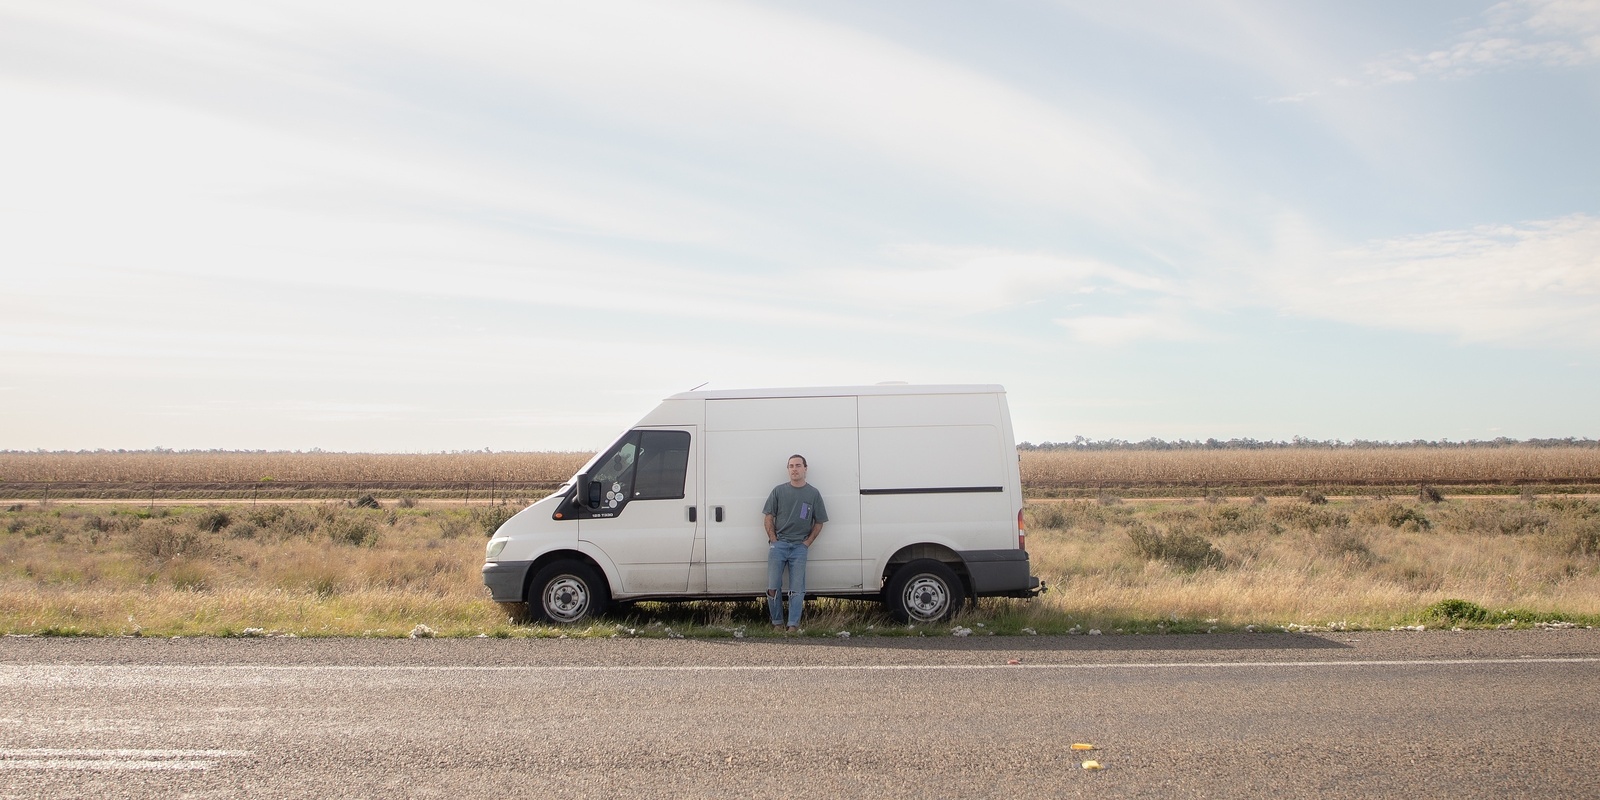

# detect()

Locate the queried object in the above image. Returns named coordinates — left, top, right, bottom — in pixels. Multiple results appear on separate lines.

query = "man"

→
left=763, top=454, right=827, bottom=633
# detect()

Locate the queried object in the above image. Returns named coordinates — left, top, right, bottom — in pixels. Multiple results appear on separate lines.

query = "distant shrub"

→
left=1127, top=525, right=1224, bottom=570
left=352, top=494, right=381, bottom=509
left=195, top=509, right=231, bottom=533
left=397, top=496, right=417, bottom=509
left=281, top=510, right=317, bottom=539
left=1444, top=503, right=1549, bottom=536
left=1540, top=497, right=1600, bottom=517
left=1269, top=503, right=1350, bottom=532
left=1023, top=500, right=1134, bottom=533
left=1299, top=490, right=1327, bottom=505
left=1419, top=485, right=1445, bottom=503
left=1560, top=523, right=1600, bottom=557
left=439, top=515, right=476, bottom=539
left=132, top=520, right=216, bottom=560
left=475, top=505, right=519, bottom=538
left=1250, top=495, right=1268, bottom=506
left=1096, top=493, right=1123, bottom=506
left=324, top=515, right=379, bottom=547
left=1354, top=501, right=1431, bottom=531
left=1025, top=504, right=1067, bottom=529
left=1320, top=529, right=1375, bottom=564
left=247, top=505, right=289, bottom=527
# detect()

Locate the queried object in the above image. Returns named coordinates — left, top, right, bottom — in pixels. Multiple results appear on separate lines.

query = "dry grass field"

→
left=1020, top=446, right=1600, bottom=493
left=0, top=502, right=517, bottom=637
left=2, top=491, right=1595, bottom=637
left=3, top=448, right=1597, bottom=500
left=1013, top=495, right=1600, bottom=632
left=0, top=450, right=590, bottom=484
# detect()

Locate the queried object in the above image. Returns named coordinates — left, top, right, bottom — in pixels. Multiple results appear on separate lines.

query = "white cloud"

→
left=1264, top=90, right=1321, bottom=104
left=245, top=0, right=1190, bottom=232
left=1263, top=214, right=1600, bottom=346
left=815, top=246, right=1169, bottom=316
left=1052, top=313, right=1199, bottom=346
left=0, top=0, right=1205, bottom=334
left=1362, top=0, right=1600, bottom=82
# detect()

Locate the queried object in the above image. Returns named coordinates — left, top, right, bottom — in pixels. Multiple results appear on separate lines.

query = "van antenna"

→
left=689, top=382, right=709, bottom=391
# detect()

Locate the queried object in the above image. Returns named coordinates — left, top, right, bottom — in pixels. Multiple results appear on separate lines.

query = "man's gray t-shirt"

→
left=763, top=482, right=828, bottom=543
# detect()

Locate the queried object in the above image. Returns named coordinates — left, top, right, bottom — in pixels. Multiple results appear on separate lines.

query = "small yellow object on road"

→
left=1081, top=760, right=1104, bottom=770
left=1070, top=743, right=1096, bottom=750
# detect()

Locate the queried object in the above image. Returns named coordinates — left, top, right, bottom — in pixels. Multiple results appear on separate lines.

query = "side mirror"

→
left=587, top=480, right=603, bottom=508
left=572, top=473, right=590, bottom=507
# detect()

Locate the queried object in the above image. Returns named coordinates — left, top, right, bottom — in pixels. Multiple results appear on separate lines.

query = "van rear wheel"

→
left=527, top=560, right=609, bottom=624
left=884, top=559, right=965, bottom=624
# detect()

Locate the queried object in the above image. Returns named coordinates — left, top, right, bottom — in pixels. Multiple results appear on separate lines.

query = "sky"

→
left=1, top=0, right=1597, bottom=452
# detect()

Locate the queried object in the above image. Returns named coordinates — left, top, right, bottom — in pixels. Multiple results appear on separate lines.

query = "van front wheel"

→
left=527, top=560, right=609, bottom=624
left=884, top=559, right=965, bottom=624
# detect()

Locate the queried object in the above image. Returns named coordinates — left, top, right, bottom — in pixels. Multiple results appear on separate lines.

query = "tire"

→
left=883, top=559, right=966, bottom=624
left=526, top=560, right=609, bottom=624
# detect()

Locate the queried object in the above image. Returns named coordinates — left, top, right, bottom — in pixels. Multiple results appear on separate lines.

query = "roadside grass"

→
left=2, top=498, right=1597, bottom=639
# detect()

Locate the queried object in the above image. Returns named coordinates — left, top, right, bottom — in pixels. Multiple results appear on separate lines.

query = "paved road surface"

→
left=3, top=631, right=1597, bottom=798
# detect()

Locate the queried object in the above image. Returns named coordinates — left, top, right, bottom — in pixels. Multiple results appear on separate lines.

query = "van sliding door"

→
left=703, top=397, right=862, bottom=594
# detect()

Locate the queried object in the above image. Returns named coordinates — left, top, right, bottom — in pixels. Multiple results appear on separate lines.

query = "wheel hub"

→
left=545, top=576, right=588, bottom=621
left=904, top=576, right=948, bottom=620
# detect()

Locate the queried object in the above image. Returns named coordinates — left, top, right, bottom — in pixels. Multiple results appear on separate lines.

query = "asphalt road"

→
left=3, top=630, right=1598, bottom=799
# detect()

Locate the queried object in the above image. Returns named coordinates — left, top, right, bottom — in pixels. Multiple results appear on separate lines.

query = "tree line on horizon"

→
left=6, top=436, right=1599, bottom=456
left=1017, top=436, right=1600, bottom=452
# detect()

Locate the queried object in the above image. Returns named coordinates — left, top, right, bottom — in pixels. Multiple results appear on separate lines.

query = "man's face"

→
left=787, top=458, right=807, bottom=483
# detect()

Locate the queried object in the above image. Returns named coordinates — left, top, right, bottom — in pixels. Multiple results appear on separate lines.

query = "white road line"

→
left=0, top=759, right=218, bottom=771
left=0, top=749, right=250, bottom=758
left=0, top=748, right=249, bottom=772
left=2, top=657, right=1597, bottom=675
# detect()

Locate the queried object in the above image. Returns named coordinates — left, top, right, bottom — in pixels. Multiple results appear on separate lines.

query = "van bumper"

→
left=482, top=560, right=533, bottom=603
left=960, top=549, right=1045, bottom=598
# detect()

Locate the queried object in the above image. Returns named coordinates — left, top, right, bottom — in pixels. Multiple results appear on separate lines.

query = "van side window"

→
left=632, top=430, right=690, bottom=500
left=592, top=438, right=639, bottom=501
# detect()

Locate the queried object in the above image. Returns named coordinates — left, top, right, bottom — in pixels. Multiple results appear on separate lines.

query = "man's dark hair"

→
left=788, top=454, right=807, bottom=467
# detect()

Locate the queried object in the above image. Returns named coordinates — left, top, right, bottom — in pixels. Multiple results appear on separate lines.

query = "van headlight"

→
left=486, top=538, right=508, bottom=561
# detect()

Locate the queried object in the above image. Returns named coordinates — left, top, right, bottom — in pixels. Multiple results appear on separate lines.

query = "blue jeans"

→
left=766, top=540, right=809, bottom=626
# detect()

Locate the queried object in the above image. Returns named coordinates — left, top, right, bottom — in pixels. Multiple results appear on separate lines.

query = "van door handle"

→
left=688, top=506, right=697, bottom=523
left=714, top=506, right=724, bottom=523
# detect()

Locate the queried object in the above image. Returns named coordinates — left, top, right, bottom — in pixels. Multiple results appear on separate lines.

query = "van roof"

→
left=665, top=384, right=1005, bottom=401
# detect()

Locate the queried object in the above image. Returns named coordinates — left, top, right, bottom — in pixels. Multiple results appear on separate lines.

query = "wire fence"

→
left=4, top=476, right=1598, bottom=507
left=0, top=480, right=567, bottom=505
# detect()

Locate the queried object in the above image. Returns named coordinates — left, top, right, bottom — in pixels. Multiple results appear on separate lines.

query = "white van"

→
left=482, top=384, right=1042, bottom=624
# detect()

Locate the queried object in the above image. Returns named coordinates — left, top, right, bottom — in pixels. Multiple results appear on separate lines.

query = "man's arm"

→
left=764, top=513, right=777, bottom=543
left=804, top=488, right=826, bottom=546
left=803, top=522, right=822, bottom=547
